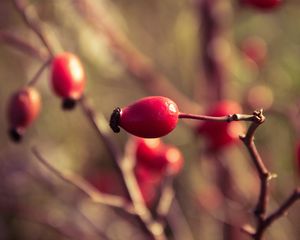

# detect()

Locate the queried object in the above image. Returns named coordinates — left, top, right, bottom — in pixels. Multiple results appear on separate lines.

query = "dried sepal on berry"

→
left=51, top=52, right=86, bottom=110
left=7, top=87, right=41, bottom=142
left=110, top=96, right=179, bottom=138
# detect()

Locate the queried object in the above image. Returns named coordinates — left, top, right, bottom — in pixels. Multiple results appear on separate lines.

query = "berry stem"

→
left=178, top=112, right=261, bottom=122
left=27, top=57, right=52, bottom=86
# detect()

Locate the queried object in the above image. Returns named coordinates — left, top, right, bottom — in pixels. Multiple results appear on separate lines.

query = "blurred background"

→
left=1, top=0, right=300, bottom=239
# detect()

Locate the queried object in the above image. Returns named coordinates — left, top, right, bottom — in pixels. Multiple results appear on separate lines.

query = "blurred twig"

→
left=26, top=167, right=112, bottom=240
left=156, top=176, right=175, bottom=223
left=79, top=96, right=168, bottom=240
left=32, top=147, right=135, bottom=214
left=13, top=0, right=54, bottom=56
left=72, top=0, right=200, bottom=113
left=0, top=31, right=47, bottom=61
left=27, top=57, right=52, bottom=86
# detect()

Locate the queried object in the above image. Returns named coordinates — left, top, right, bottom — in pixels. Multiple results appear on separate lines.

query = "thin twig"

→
left=26, top=168, right=111, bottom=240
left=79, top=96, right=167, bottom=240
left=27, top=57, right=52, bottom=86
left=179, top=112, right=260, bottom=122
left=0, top=203, right=86, bottom=240
left=31, top=147, right=134, bottom=214
left=0, top=31, right=48, bottom=61
left=167, top=199, right=195, bottom=240
left=254, top=188, right=300, bottom=239
left=240, top=110, right=269, bottom=223
left=155, top=176, right=175, bottom=223
left=72, top=0, right=200, bottom=113
left=13, top=0, right=54, bottom=56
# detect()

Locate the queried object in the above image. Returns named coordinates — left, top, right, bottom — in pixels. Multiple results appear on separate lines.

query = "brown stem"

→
left=27, top=57, right=52, bottom=86
left=179, top=112, right=259, bottom=122
left=31, top=147, right=134, bottom=214
left=155, top=176, right=175, bottom=224
left=240, top=110, right=269, bottom=223
left=196, top=0, right=232, bottom=102
left=254, top=188, right=300, bottom=239
left=13, top=0, right=55, bottom=57
left=0, top=31, right=48, bottom=61
left=78, top=96, right=167, bottom=240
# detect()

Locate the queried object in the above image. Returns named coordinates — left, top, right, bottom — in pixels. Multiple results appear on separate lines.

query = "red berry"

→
left=86, top=170, right=126, bottom=197
left=241, top=36, right=267, bottom=68
left=134, top=137, right=184, bottom=175
left=7, top=87, right=41, bottom=142
left=110, top=96, right=179, bottom=138
left=163, top=146, right=184, bottom=175
left=51, top=52, right=86, bottom=108
left=135, top=138, right=166, bottom=171
left=196, top=101, right=244, bottom=151
left=242, top=0, right=282, bottom=10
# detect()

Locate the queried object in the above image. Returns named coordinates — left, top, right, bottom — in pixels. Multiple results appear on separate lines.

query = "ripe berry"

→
left=241, top=36, right=267, bottom=68
left=86, top=170, right=126, bottom=197
left=196, top=101, right=244, bottom=151
left=135, top=138, right=166, bottom=171
left=7, top=87, right=41, bottom=142
left=110, top=96, right=179, bottom=138
left=163, top=146, right=184, bottom=175
left=51, top=52, right=86, bottom=109
left=241, top=0, right=282, bottom=10
left=134, top=137, right=184, bottom=176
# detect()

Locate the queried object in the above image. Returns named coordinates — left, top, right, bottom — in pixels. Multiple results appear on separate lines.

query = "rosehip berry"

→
left=196, top=101, right=244, bottom=151
left=134, top=137, right=184, bottom=175
left=7, top=87, right=41, bottom=142
left=241, top=36, right=267, bottom=68
left=138, top=180, right=157, bottom=207
left=51, top=52, right=86, bottom=109
left=110, top=96, right=179, bottom=138
left=163, top=146, right=184, bottom=175
left=86, top=170, right=126, bottom=197
left=242, top=0, right=282, bottom=10
left=246, top=84, right=273, bottom=110
left=135, top=138, right=166, bottom=171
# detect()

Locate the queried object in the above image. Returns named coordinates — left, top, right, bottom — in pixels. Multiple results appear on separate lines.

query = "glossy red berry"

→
left=110, top=96, right=179, bottom=138
left=196, top=100, right=244, bottom=151
left=51, top=52, right=86, bottom=109
left=242, top=0, right=282, bottom=10
left=7, top=87, right=41, bottom=142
